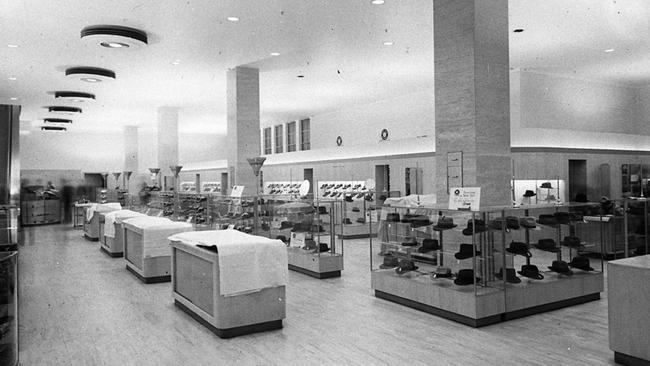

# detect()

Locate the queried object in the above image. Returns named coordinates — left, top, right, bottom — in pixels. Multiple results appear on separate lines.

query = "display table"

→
left=169, top=230, right=287, bottom=338
left=20, top=198, right=61, bottom=226
left=100, top=210, right=146, bottom=257
left=608, top=255, right=650, bottom=366
left=83, top=203, right=121, bottom=241
left=122, top=217, right=193, bottom=283
left=73, top=202, right=92, bottom=228
left=287, top=247, right=343, bottom=279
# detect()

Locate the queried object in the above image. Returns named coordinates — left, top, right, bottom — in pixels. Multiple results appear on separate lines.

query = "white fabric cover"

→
left=168, top=230, right=288, bottom=297
left=103, top=210, right=146, bottom=238
left=383, top=194, right=437, bottom=207
left=86, top=202, right=122, bottom=222
left=122, top=217, right=193, bottom=258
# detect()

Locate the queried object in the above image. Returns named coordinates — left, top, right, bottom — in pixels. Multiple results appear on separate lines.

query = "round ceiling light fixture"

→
left=54, top=91, right=96, bottom=102
left=81, top=25, right=148, bottom=49
left=46, top=106, right=82, bottom=114
left=65, top=67, right=116, bottom=82
left=44, top=118, right=73, bottom=124
left=41, top=126, right=67, bottom=132
left=371, top=0, right=385, bottom=4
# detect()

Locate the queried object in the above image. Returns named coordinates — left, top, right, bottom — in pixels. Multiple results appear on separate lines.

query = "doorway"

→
left=375, top=165, right=390, bottom=198
left=568, top=159, right=587, bottom=202
left=221, top=172, right=229, bottom=195
left=303, top=168, right=314, bottom=196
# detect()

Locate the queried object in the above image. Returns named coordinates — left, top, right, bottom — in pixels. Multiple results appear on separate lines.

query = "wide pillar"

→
left=157, top=107, right=179, bottom=189
left=124, top=126, right=139, bottom=173
left=434, top=0, right=512, bottom=207
left=227, top=66, right=261, bottom=194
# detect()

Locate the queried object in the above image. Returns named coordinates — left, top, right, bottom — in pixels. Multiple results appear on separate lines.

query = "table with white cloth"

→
left=168, top=229, right=288, bottom=338
left=122, top=216, right=193, bottom=283
left=100, top=209, right=146, bottom=257
left=82, top=203, right=122, bottom=241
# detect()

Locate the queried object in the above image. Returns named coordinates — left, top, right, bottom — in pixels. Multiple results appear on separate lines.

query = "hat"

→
left=454, top=243, right=481, bottom=260
left=345, top=194, right=354, bottom=203
left=433, top=216, right=457, bottom=231
left=318, top=243, right=330, bottom=252
left=523, top=190, right=536, bottom=197
left=302, top=239, right=317, bottom=250
left=489, top=217, right=508, bottom=232
left=386, top=213, right=400, bottom=222
left=364, top=193, right=374, bottom=201
left=462, top=219, right=487, bottom=236
left=554, top=211, right=570, bottom=225
left=275, top=235, right=288, bottom=243
left=548, top=260, right=573, bottom=276
left=569, top=212, right=584, bottom=222
left=537, top=214, right=558, bottom=226
left=432, top=266, right=452, bottom=278
left=417, top=238, right=440, bottom=253
left=395, top=259, right=418, bottom=275
left=518, top=264, right=544, bottom=280
left=279, top=221, right=293, bottom=230
left=506, top=216, right=520, bottom=230
left=506, top=241, right=532, bottom=257
left=561, top=236, right=584, bottom=249
left=600, top=196, right=613, bottom=206
left=410, top=215, right=432, bottom=228
left=401, top=237, right=418, bottom=247
left=343, top=217, right=352, bottom=225
left=495, top=268, right=522, bottom=284
left=534, top=238, right=559, bottom=253
left=317, top=206, right=328, bottom=215
left=379, top=255, right=399, bottom=269
left=454, top=269, right=480, bottom=286
left=352, top=207, right=360, bottom=213
left=356, top=217, right=366, bottom=224
left=519, top=216, right=538, bottom=229
left=540, top=182, right=553, bottom=189
left=568, top=256, right=593, bottom=271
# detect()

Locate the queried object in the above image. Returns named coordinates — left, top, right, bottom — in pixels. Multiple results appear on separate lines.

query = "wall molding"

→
left=511, top=146, right=650, bottom=156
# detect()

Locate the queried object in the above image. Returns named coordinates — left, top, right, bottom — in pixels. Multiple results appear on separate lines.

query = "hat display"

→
left=345, top=194, right=354, bottom=203
left=540, top=182, right=553, bottom=189
left=462, top=219, right=487, bottom=236
left=568, top=256, right=594, bottom=271
left=433, top=216, right=457, bottom=231
left=519, top=216, right=537, bottom=229
left=417, top=238, right=440, bottom=253
left=454, top=243, right=481, bottom=260
left=395, top=259, right=418, bottom=275
left=534, top=238, right=559, bottom=253
left=548, top=260, right=573, bottom=276
left=518, top=264, right=544, bottom=280
left=554, top=211, right=570, bottom=225
left=401, top=237, right=418, bottom=247
left=506, top=241, right=532, bottom=257
left=537, top=214, right=558, bottom=226
left=386, top=213, right=400, bottom=222
left=431, top=266, right=452, bottom=278
left=379, top=254, right=399, bottom=269
left=495, top=268, right=522, bottom=284
left=454, top=269, right=480, bottom=286
left=561, top=236, right=584, bottom=249
left=523, top=190, right=536, bottom=197
left=318, top=243, right=330, bottom=252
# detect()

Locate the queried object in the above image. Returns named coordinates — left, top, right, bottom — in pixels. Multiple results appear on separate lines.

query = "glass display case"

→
left=370, top=202, right=604, bottom=327
left=0, top=251, right=17, bottom=366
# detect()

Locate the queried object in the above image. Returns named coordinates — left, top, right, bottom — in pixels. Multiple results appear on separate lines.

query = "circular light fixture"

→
left=65, top=67, right=116, bottom=82
left=41, top=126, right=67, bottom=132
left=54, top=91, right=96, bottom=102
left=371, top=0, right=385, bottom=4
left=383, top=41, right=394, bottom=46
left=46, top=106, right=82, bottom=114
left=7, top=44, right=19, bottom=48
left=605, top=49, right=615, bottom=53
left=44, top=118, right=72, bottom=124
left=513, top=28, right=524, bottom=33
left=227, top=16, right=240, bottom=22
left=270, top=52, right=280, bottom=56
left=81, top=25, right=148, bottom=49
left=10, top=97, right=17, bottom=101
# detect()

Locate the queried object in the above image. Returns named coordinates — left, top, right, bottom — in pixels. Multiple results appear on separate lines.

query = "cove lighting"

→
left=227, top=16, right=240, bottom=22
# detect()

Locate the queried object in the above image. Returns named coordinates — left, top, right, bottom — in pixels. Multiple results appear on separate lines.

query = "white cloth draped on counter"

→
left=103, top=210, right=146, bottom=238
left=168, top=230, right=288, bottom=297
left=122, top=216, right=193, bottom=258
left=85, top=202, right=122, bottom=222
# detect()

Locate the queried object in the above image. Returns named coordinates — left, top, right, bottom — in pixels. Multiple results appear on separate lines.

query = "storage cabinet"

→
left=20, top=199, right=61, bottom=225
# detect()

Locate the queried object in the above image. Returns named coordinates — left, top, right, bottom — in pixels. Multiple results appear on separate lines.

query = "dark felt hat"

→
left=345, top=194, right=354, bottom=202
left=561, top=236, right=584, bottom=249
left=495, top=268, right=522, bottom=284
left=506, top=216, right=520, bottom=230
left=554, top=211, right=571, bottom=225
left=454, top=243, right=481, bottom=260
left=395, top=259, right=418, bottom=275
left=537, top=214, right=558, bottom=226
left=519, top=216, right=538, bottom=229
left=352, top=207, right=360, bottom=213
left=433, top=216, right=457, bottom=231
left=568, top=256, right=593, bottom=271
left=317, top=206, right=328, bottom=215
left=417, top=238, right=439, bottom=253
left=600, top=196, right=613, bottom=206
left=518, top=264, right=544, bottom=280
left=540, top=182, right=553, bottom=189
left=343, top=217, right=352, bottom=225
left=386, top=213, right=400, bottom=222
left=523, top=190, right=536, bottom=197
left=356, top=217, right=366, bottom=224
left=462, top=219, right=487, bottom=236
left=506, top=241, right=532, bottom=257
left=410, top=216, right=433, bottom=228
left=279, top=221, right=293, bottom=230
left=489, top=217, right=509, bottom=232
left=454, top=269, right=480, bottom=286
left=432, top=266, right=452, bottom=278
left=379, top=255, right=399, bottom=269
left=548, top=260, right=573, bottom=276
left=535, top=238, right=559, bottom=253
left=401, top=237, right=418, bottom=247
left=318, top=243, right=330, bottom=252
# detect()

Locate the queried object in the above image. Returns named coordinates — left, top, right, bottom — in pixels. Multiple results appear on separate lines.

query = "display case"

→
left=82, top=203, right=121, bottom=241
left=341, top=196, right=377, bottom=239
left=100, top=209, right=146, bottom=257
left=371, top=202, right=604, bottom=327
left=0, top=251, right=17, bottom=366
left=205, top=195, right=257, bottom=233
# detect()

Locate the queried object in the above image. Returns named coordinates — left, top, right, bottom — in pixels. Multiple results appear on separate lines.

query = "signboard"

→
left=230, top=185, right=245, bottom=198
left=449, top=187, right=481, bottom=211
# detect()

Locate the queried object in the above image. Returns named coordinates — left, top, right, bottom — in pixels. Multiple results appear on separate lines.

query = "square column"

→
left=157, top=107, right=179, bottom=186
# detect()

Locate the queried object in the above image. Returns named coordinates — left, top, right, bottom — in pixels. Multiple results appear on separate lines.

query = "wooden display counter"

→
left=170, top=239, right=286, bottom=338
left=608, top=255, right=650, bottom=366
left=287, top=246, right=343, bottom=279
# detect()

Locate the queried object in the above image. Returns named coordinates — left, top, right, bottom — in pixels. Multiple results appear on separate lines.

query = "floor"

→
left=17, top=223, right=618, bottom=366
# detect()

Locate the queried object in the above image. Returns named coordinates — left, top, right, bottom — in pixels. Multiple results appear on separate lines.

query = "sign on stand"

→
left=448, top=187, right=481, bottom=211
left=230, top=185, right=245, bottom=198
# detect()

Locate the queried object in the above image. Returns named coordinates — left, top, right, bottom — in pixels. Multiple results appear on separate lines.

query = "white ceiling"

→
left=1, top=0, right=648, bottom=134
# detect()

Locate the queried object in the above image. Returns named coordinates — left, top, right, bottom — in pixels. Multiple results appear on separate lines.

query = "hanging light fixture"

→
left=54, top=91, right=95, bottom=102
left=45, top=106, right=82, bottom=114
left=81, top=25, right=148, bottom=49
left=65, top=67, right=116, bottom=82
left=41, top=126, right=67, bottom=132
left=43, top=118, right=72, bottom=124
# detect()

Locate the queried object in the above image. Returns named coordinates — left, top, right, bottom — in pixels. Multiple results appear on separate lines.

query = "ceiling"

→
left=1, top=0, right=648, bottom=134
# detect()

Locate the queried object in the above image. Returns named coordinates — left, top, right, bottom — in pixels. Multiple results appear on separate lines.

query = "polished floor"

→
left=18, top=224, right=617, bottom=365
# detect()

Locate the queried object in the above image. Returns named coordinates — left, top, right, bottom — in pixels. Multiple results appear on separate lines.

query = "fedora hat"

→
left=495, top=268, right=521, bottom=284
left=454, top=269, right=480, bottom=286
left=518, top=264, right=544, bottom=280
left=352, top=207, right=360, bottom=213
left=537, top=214, right=558, bottom=226
left=386, top=213, right=400, bottom=222
left=554, top=211, right=571, bottom=225
left=395, top=259, right=418, bottom=275
left=401, top=237, right=418, bottom=247
left=568, top=256, right=593, bottom=271
left=540, top=182, right=553, bottom=189
left=433, top=216, right=457, bottom=231
left=489, top=217, right=509, bottom=232
left=506, top=241, right=532, bottom=257
left=379, top=254, right=399, bottom=269
left=279, top=221, right=293, bottom=230
left=318, top=243, right=330, bottom=252
left=302, top=239, right=317, bottom=251
left=506, top=216, right=520, bottom=230
left=462, top=219, right=487, bottom=236
left=275, top=235, right=288, bottom=244
left=519, top=216, right=538, bottom=229
left=523, top=190, right=536, bottom=197
left=548, top=260, right=573, bottom=276
left=534, top=238, right=559, bottom=253
left=417, top=238, right=439, bottom=253
left=356, top=217, right=366, bottom=224
left=561, top=236, right=584, bottom=249
left=345, top=194, right=354, bottom=203
left=410, top=215, right=433, bottom=228
left=317, top=206, right=328, bottom=215
left=431, top=266, right=452, bottom=278
left=600, top=196, right=613, bottom=206
left=454, top=243, right=481, bottom=260
left=343, top=217, right=352, bottom=225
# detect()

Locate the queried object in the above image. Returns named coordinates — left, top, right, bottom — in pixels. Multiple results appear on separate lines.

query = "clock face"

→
left=336, top=136, right=343, bottom=146
left=381, top=129, right=389, bottom=140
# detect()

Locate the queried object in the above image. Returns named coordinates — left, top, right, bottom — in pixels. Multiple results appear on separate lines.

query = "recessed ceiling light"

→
left=371, top=0, right=385, bottom=4
left=227, top=16, right=240, bottom=22
left=81, top=25, right=148, bottom=49
left=513, top=28, right=524, bottom=33
left=10, top=97, right=17, bottom=101
left=270, top=52, right=280, bottom=56
left=7, top=44, right=19, bottom=48
left=66, top=67, right=116, bottom=82
left=383, top=41, right=394, bottom=46
left=605, top=49, right=615, bottom=53
left=8, top=77, right=16, bottom=81
left=54, top=91, right=96, bottom=102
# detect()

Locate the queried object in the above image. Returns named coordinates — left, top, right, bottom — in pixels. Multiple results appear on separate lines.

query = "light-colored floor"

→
left=17, top=224, right=617, bottom=366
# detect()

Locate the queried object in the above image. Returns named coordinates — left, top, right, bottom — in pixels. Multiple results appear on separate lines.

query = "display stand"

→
left=100, top=210, right=146, bottom=257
